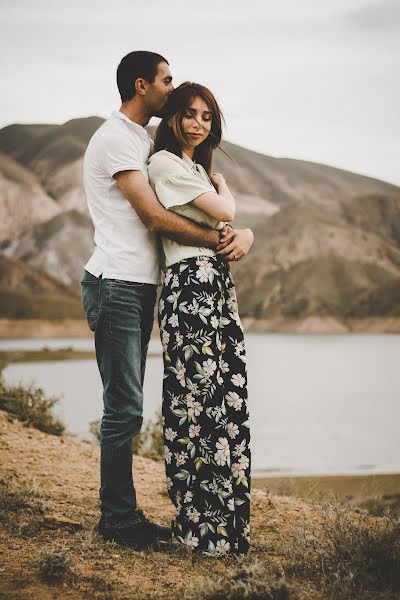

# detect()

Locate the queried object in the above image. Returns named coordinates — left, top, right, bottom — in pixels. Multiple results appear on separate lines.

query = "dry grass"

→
left=279, top=499, right=400, bottom=599
left=0, top=377, right=65, bottom=436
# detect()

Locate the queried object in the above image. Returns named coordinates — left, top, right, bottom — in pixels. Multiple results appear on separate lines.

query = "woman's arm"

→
left=191, top=173, right=235, bottom=222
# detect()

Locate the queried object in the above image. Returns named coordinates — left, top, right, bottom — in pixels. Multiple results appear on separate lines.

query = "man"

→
left=81, top=50, right=253, bottom=551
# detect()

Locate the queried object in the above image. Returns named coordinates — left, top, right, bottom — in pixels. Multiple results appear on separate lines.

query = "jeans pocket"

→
left=81, top=271, right=100, bottom=332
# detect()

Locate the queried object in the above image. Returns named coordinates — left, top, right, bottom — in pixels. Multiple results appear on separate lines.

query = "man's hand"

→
left=216, top=228, right=254, bottom=261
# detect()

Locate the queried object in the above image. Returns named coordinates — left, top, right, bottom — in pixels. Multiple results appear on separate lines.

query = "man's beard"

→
left=152, top=99, right=169, bottom=119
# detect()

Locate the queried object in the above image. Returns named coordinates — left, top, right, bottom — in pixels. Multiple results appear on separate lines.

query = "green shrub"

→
left=0, top=378, right=65, bottom=435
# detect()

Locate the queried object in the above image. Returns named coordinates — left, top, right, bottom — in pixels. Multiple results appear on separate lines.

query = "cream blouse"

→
left=147, top=150, right=224, bottom=269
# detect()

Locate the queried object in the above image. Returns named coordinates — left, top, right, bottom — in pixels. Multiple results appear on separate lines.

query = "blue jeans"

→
left=81, top=270, right=157, bottom=527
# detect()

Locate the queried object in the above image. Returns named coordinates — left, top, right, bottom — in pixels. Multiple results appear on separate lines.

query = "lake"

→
left=2, top=333, right=400, bottom=478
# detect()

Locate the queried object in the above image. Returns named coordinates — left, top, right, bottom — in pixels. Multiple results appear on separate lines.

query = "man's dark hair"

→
left=117, top=51, right=168, bottom=102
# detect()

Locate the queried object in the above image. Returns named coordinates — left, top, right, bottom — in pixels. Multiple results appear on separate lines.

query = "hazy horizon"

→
left=1, top=0, right=399, bottom=185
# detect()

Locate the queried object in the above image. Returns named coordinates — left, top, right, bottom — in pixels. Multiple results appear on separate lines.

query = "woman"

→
left=148, top=82, right=253, bottom=556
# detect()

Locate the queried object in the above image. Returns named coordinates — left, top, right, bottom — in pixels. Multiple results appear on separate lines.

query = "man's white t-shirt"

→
left=83, top=111, right=160, bottom=284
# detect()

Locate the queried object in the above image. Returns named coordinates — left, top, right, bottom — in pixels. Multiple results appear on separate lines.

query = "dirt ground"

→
left=0, top=411, right=397, bottom=600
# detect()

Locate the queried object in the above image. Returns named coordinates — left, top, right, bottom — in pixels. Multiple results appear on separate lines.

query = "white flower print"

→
left=164, top=446, right=172, bottom=464
left=219, top=358, right=229, bottom=373
left=227, top=498, right=235, bottom=511
left=186, top=506, right=201, bottom=523
left=226, top=422, right=239, bottom=439
left=165, top=428, right=177, bottom=442
left=231, top=373, right=246, bottom=388
left=226, top=391, right=243, bottom=411
left=231, top=463, right=245, bottom=479
left=211, top=406, right=223, bottom=420
left=164, top=270, right=172, bottom=285
left=171, top=274, right=179, bottom=288
left=243, top=522, right=250, bottom=542
left=161, top=330, right=170, bottom=352
left=195, top=259, right=213, bottom=283
left=185, top=535, right=199, bottom=548
left=214, top=437, right=230, bottom=466
left=170, top=397, right=179, bottom=409
left=216, top=539, right=231, bottom=555
left=175, top=451, right=188, bottom=467
left=168, top=314, right=179, bottom=328
left=189, top=424, right=201, bottom=438
left=166, top=476, right=173, bottom=490
left=202, top=359, right=217, bottom=378
left=205, top=294, right=215, bottom=308
left=175, top=332, right=183, bottom=347
left=210, top=480, right=219, bottom=494
left=238, top=454, right=250, bottom=471
left=158, top=298, right=165, bottom=314
left=176, top=366, right=186, bottom=387
left=210, top=315, right=219, bottom=329
left=233, top=439, right=247, bottom=458
left=184, top=490, right=193, bottom=503
left=187, top=396, right=203, bottom=418
left=234, top=341, right=245, bottom=357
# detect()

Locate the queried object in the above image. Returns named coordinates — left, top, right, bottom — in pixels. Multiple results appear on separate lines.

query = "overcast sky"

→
left=1, top=0, right=399, bottom=185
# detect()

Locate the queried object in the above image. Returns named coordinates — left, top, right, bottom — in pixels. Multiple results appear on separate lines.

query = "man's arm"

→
left=115, top=170, right=220, bottom=249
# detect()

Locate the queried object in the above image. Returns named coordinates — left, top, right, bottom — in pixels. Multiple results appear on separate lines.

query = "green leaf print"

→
left=175, top=469, right=190, bottom=480
left=183, top=345, right=193, bottom=360
left=201, top=343, right=214, bottom=356
left=207, top=540, right=216, bottom=555
left=177, top=437, right=190, bottom=444
left=217, top=525, right=228, bottom=537
left=199, top=522, right=208, bottom=538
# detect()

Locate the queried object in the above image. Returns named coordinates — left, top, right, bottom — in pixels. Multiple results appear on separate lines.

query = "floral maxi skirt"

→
left=158, top=255, right=251, bottom=556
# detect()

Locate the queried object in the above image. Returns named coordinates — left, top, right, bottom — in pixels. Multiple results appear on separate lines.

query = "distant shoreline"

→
left=1, top=316, right=400, bottom=339
left=253, top=472, right=400, bottom=507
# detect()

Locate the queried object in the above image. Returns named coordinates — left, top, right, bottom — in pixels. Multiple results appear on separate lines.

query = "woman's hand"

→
left=210, top=172, right=225, bottom=189
left=216, top=228, right=254, bottom=261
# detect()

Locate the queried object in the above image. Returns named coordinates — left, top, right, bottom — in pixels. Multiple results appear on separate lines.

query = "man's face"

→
left=145, top=62, right=173, bottom=117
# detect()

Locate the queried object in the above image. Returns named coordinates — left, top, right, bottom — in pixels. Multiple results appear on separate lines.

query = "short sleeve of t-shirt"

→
left=99, top=131, right=142, bottom=178
left=149, top=155, right=217, bottom=210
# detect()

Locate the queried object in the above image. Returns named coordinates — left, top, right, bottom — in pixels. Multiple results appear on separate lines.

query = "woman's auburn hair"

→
left=154, top=82, right=224, bottom=175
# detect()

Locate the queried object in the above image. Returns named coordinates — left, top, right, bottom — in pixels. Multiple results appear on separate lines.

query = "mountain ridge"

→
left=1, top=116, right=400, bottom=331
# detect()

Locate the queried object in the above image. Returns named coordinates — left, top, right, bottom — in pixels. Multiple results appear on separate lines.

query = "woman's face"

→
left=178, top=95, right=212, bottom=150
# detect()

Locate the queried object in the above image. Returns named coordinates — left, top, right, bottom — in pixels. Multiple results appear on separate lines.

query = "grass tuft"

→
left=283, top=499, right=400, bottom=597
left=0, top=479, right=52, bottom=536
left=183, top=561, right=298, bottom=600
left=38, top=551, right=74, bottom=583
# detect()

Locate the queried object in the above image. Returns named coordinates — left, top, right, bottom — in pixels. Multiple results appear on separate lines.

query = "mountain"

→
left=0, top=153, right=60, bottom=243
left=1, top=117, right=400, bottom=330
left=4, top=210, right=94, bottom=288
left=0, top=253, right=83, bottom=320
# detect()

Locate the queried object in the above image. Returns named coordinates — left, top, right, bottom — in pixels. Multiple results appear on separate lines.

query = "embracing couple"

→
left=81, top=51, right=253, bottom=557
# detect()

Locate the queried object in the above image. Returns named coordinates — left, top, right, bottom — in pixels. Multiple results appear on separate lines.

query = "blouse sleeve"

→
left=148, top=157, right=217, bottom=210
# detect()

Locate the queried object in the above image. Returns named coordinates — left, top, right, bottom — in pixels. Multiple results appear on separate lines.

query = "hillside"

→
left=0, top=253, right=84, bottom=320
left=1, top=117, right=400, bottom=330
left=1, top=409, right=399, bottom=599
